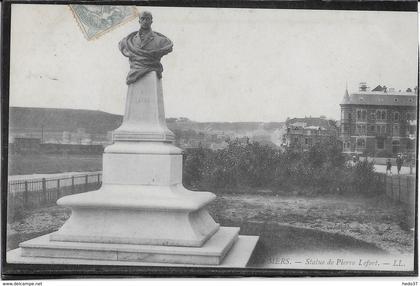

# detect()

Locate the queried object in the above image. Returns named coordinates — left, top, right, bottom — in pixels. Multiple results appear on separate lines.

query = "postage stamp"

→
left=69, top=5, right=139, bottom=40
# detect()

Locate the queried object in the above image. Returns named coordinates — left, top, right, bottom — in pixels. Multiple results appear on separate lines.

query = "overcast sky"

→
left=9, top=5, right=418, bottom=122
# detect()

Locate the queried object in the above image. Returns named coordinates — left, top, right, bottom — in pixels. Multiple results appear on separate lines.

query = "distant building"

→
left=39, top=143, right=103, bottom=155
left=286, top=117, right=338, bottom=131
left=284, top=117, right=338, bottom=151
left=9, top=136, right=103, bottom=155
left=10, top=137, right=41, bottom=154
left=210, top=141, right=229, bottom=150
left=180, top=139, right=211, bottom=149
left=62, top=131, right=71, bottom=144
left=285, top=124, right=335, bottom=151
left=340, top=83, right=417, bottom=157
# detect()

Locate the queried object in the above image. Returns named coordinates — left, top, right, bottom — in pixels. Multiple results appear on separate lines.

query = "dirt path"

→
left=208, top=193, right=414, bottom=255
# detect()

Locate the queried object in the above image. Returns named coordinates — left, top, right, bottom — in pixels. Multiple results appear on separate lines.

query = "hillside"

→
left=9, top=107, right=285, bottom=135
left=9, top=107, right=123, bottom=134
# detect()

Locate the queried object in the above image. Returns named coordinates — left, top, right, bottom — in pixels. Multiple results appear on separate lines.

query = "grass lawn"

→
left=7, top=192, right=414, bottom=268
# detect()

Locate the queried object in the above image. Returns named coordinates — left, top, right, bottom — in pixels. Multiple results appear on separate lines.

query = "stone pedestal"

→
left=7, top=72, right=258, bottom=267
left=112, top=72, right=175, bottom=142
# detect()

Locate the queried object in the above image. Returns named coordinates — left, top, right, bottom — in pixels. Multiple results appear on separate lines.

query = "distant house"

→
left=39, top=143, right=103, bottom=155
left=180, top=139, right=211, bottom=149
left=285, top=125, right=334, bottom=151
left=9, top=136, right=103, bottom=155
left=284, top=117, right=339, bottom=151
left=287, top=117, right=338, bottom=131
left=340, top=83, right=417, bottom=157
left=10, top=137, right=41, bottom=154
left=210, top=141, right=229, bottom=150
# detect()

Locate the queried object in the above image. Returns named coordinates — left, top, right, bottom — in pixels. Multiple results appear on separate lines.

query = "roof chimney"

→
left=359, top=82, right=368, bottom=92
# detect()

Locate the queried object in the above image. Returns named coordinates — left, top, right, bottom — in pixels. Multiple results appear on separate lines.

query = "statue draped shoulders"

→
left=151, top=31, right=173, bottom=45
left=119, top=30, right=173, bottom=84
left=119, top=31, right=173, bottom=57
left=118, top=31, right=137, bottom=57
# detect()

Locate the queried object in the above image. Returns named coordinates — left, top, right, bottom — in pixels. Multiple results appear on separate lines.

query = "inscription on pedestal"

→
left=136, top=93, right=150, bottom=104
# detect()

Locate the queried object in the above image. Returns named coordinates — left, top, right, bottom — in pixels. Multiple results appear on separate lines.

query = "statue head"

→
left=139, top=11, right=153, bottom=30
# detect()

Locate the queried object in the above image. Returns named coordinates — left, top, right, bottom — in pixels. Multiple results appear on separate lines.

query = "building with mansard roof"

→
left=340, top=82, right=417, bottom=157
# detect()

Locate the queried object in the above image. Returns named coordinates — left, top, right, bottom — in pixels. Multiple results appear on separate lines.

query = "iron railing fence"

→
left=7, top=172, right=102, bottom=216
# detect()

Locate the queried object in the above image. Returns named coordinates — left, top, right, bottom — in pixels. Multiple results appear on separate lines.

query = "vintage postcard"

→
left=2, top=1, right=418, bottom=278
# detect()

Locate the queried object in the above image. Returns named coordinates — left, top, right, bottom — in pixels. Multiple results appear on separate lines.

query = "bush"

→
left=182, top=138, right=381, bottom=195
left=349, top=159, right=378, bottom=194
left=183, top=146, right=206, bottom=189
left=190, top=140, right=272, bottom=190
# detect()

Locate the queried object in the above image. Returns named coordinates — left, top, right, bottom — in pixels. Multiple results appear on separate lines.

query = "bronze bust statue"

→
left=119, top=11, right=173, bottom=84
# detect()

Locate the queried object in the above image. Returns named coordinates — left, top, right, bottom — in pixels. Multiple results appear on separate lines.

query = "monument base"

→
left=6, top=69, right=260, bottom=267
left=7, top=229, right=259, bottom=267
left=52, top=184, right=220, bottom=247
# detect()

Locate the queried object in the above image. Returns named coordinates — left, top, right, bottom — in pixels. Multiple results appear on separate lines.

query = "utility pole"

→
left=41, top=124, right=44, bottom=144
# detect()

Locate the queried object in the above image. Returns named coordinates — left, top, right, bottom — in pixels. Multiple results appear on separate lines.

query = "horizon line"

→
left=9, top=105, right=339, bottom=123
